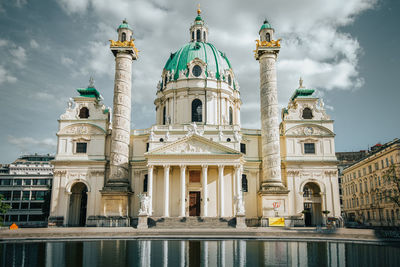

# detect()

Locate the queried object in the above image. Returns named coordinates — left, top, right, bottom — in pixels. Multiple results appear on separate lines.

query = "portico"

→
left=144, top=134, right=244, bottom=218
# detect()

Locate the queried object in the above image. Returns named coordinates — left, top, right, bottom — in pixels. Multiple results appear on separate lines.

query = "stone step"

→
left=147, top=217, right=236, bottom=228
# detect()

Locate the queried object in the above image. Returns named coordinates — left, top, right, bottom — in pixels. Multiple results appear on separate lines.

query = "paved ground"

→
left=1, top=227, right=399, bottom=243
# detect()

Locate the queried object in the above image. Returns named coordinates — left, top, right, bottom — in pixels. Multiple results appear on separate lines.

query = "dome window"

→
left=302, top=108, right=313, bottom=119
left=122, top=32, right=126, bottom=42
left=228, top=75, right=232, bottom=86
left=229, top=107, right=233, bottom=125
left=203, top=31, right=206, bottom=42
left=196, top=29, right=201, bottom=42
left=192, top=65, right=202, bottom=77
left=191, top=99, right=202, bottom=122
left=79, top=107, right=89, bottom=119
left=192, top=31, right=194, bottom=42
left=162, top=106, right=167, bottom=125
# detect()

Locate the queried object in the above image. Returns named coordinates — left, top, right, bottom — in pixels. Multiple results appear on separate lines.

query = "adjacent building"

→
left=342, top=139, right=400, bottom=226
left=0, top=154, right=54, bottom=226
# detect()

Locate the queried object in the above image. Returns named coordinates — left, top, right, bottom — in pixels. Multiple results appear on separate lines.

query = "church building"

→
left=48, top=8, right=341, bottom=227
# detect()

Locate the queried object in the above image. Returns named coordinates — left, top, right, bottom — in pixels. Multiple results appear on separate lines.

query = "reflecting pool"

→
left=1, top=240, right=400, bottom=267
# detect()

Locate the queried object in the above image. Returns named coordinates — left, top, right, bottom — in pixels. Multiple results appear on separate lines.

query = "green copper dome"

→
left=259, top=19, right=272, bottom=32
left=117, top=20, right=132, bottom=31
left=163, top=42, right=233, bottom=83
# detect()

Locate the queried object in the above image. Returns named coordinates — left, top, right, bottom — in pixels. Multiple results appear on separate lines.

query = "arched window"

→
left=228, top=75, right=232, bottom=86
left=143, top=174, right=148, bottom=193
left=162, top=106, right=166, bottom=125
left=122, top=32, right=126, bottom=42
left=229, top=107, right=233, bottom=125
left=79, top=107, right=89, bottom=119
left=196, top=29, right=201, bottom=42
left=203, top=31, right=206, bottom=41
left=191, top=99, right=202, bottom=122
left=303, top=185, right=312, bottom=197
left=266, top=33, right=271, bottom=42
left=192, top=31, right=194, bottom=41
left=164, top=75, right=168, bottom=88
left=302, top=107, right=313, bottom=119
left=242, top=174, right=248, bottom=192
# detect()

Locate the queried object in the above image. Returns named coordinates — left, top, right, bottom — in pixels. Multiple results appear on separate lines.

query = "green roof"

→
left=290, top=89, right=315, bottom=101
left=117, top=20, right=132, bottom=31
left=163, top=42, right=235, bottom=88
left=77, top=87, right=101, bottom=100
left=259, top=20, right=272, bottom=33
left=195, top=15, right=203, bottom=21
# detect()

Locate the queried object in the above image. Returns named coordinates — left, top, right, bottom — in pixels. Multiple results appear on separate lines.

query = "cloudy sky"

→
left=0, top=0, right=399, bottom=163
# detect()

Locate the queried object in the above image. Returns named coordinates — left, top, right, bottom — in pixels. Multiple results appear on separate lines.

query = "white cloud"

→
left=0, top=39, right=7, bottom=47
left=56, top=0, right=377, bottom=129
left=0, top=65, right=17, bottom=84
left=10, top=46, right=27, bottom=68
left=14, top=0, right=28, bottom=8
left=30, top=39, right=39, bottom=49
left=7, top=135, right=56, bottom=153
left=61, top=55, right=74, bottom=66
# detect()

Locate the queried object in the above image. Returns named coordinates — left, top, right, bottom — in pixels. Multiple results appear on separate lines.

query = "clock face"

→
left=304, top=126, right=313, bottom=135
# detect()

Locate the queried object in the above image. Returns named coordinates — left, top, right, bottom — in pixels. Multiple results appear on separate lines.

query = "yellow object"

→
left=109, top=40, right=139, bottom=55
left=197, top=4, right=201, bottom=15
left=9, top=223, right=18, bottom=230
left=254, top=39, right=281, bottom=57
left=269, top=217, right=285, bottom=227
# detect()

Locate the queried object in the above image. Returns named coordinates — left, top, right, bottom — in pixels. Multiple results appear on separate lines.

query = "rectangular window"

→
left=76, top=142, right=87, bottom=153
left=390, top=156, right=394, bottom=165
left=11, top=203, right=20, bottom=210
left=24, top=179, right=31, bottom=185
left=375, top=162, right=379, bottom=171
left=304, top=143, right=315, bottom=154
left=12, top=191, right=21, bottom=200
left=0, top=179, right=11, bottom=186
left=240, top=143, right=246, bottom=154
left=22, top=191, right=30, bottom=200
left=358, top=170, right=361, bottom=178
left=363, top=168, right=366, bottom=175
left=20, top=202, right=29, bottom=209
left=146, top=143, right=149, bottom=152
left=30, top=202, right=43, bottom=209
left=0, top=191, right=11, bottom=200
left=386, top=158, right=389, bottom=167
left=19, top=215, right=27, bottom=222
left=368, top=165, right=372, bottom=174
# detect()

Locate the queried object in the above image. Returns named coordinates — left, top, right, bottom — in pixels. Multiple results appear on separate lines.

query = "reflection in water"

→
left=1, top=240, right=400, bottom=267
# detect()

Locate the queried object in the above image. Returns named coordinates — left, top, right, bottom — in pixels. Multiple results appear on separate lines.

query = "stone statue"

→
left=68, top=98, right=73, bottom=109
left=138, top=193, right=150, bottom=215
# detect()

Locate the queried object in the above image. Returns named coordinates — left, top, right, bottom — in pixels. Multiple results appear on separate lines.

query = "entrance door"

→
left=68, top=182, right=88, bottom=226
left=189, top=191, right=201, bottom=216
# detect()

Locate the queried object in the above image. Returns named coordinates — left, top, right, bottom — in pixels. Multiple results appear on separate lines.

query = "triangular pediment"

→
left=146, top=134, right=240, bottom=155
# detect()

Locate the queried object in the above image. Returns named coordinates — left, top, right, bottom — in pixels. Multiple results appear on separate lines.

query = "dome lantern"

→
left=190, top=4, right=208, bottom=43
left=259, top=18, right=275, bottom=42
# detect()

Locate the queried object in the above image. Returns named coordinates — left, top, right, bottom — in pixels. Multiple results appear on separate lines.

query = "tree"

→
left=379, top=164, right=400, bottom=208
left=0, top=194, right=10, bottom=226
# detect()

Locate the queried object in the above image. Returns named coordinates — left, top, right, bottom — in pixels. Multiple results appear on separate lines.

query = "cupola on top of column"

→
left=117, top=19, right=133, bottom=42
left=189, top=5, right=208, bottom=42
left=259, top=19, right=275, bottom=42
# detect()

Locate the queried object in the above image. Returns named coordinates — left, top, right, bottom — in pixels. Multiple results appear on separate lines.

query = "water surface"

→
left=1, top=240, right=399, bottom=267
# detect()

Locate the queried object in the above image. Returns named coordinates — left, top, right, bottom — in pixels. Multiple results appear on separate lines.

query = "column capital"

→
left=163, top=164, right=170, bottom=169
left=218, top=164, right=225, bottom=170
left=147, top=164, right=154, bottom=169
left=201, top=164, right=208, bottom=170
left=179, top=164, right=187, bottom=170
left=234, top=164, right=242, bottom=170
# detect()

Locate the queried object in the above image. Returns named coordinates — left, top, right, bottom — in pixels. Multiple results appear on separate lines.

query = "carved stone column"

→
left=202, top=164, right=208, bottom=217
left=107, top=52, right=133, bottom=188
left=163, top=165, right=170, bottom=217
left=180, top=165, right=186, bottom=217
left=218, top=165, right=225, bottom=217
